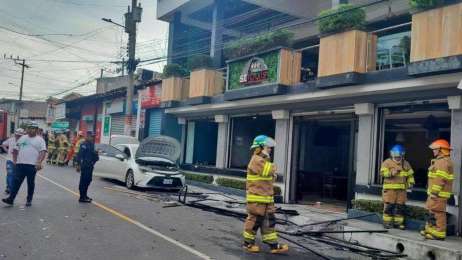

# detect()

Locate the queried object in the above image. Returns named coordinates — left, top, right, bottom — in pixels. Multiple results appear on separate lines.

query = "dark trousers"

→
left=9, top=164, right=37, bottom=202
left=79, top=166, right=93, bottom=199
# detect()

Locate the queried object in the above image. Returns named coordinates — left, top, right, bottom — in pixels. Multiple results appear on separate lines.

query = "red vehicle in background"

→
left=0, top=110, right=9, bottom=153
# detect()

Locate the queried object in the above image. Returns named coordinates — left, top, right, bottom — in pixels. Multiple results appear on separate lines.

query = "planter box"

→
left=318, top=30, right=377, bottom=78
left=410, top=3, right=462, bottom=63
left=189, top=69, right=224, bottom=99
left=226, top=47, right=301, bottom=92
left=160, top=77, right=189, bottom=103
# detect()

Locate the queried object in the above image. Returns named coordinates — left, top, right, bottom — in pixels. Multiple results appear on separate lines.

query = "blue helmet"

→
left=390, top=144, right=405, bottom=157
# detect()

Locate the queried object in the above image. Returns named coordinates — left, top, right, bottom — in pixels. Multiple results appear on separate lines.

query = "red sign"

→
left=239, top=57, right=269, bottom=85
left=140, top=84, right=161, bottom=109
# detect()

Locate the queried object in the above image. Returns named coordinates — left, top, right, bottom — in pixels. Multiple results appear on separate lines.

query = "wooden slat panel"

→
left=318, top=30, right=369, bottom=77
left=189, top=69, right=223, bottom=98
left=411, top=3, right=462, bottom=62
left=161, top=77, right=185, bottom=102
left=181, top=78, right=190, bottom=100
left=292, top=51, right=302, bottom=85
left=278, top=49, right=302, bottom=86
left=367, top=34, right=378, bottom=72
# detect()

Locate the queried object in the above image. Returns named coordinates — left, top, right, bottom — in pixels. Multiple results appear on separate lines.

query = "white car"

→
left=94, top=135, right=185, bottom=190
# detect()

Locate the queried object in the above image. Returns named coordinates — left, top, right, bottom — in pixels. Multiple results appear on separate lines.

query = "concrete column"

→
left=448, top=96, right=462, bottom=235
left=210, top=0, right=224, bottom=67
left=355, top=103, right=375, bottom=185
left=177, top=117, right=187, bottom=164
left=272, top=110, right=290, bottom=202
left=215, top=115, right=229, bottom=169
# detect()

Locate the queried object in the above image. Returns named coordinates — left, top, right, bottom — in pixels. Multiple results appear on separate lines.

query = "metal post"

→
left=124, top=0, right=141, bottom=136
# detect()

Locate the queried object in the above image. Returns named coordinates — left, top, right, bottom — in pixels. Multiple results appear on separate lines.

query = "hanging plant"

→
left=187, top=54, right=213, bottom=71
left=162, top=63, right=189, bottom=78
left=409, top=0, right=445, bottom=10
left=223, top=29, right=294, bottom=59
left=318, top=4, right=366, bottom=35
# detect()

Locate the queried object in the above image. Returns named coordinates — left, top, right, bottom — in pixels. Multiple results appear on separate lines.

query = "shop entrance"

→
left=290, top=114, right=357, bottom=211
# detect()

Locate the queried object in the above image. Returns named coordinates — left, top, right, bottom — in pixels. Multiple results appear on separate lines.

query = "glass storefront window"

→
left=376, top=104, right=451, bottom=188
left=229, top=115, right=275, bottom=169
left=376, top=31, right=411, bottom=71
left=185, top=120, right=218, bottom=166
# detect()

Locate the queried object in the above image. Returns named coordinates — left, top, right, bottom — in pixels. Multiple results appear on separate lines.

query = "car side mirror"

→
left=115, top=154, right=125, bottom=161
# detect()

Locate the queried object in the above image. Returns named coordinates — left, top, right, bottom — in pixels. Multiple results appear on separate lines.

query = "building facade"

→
left=158, top=0, right=462, bottom=235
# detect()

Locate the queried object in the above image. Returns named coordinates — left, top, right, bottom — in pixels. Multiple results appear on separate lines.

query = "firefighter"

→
left=243, top=135, right=288, bottom=254
left=57, top=133, right=70, bottom=166
left=380, top=145, right=414, bottom=229
left=420, top=139, right=454, bottom=240
left=46, top=132, right=56, bottom=164
left=67, top=131, right=85, bottom=167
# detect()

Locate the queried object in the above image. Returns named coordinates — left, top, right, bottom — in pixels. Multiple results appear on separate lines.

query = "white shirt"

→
left=14, top=135, right=47, bottom=165
left=2, top=137, right=16, bottom=161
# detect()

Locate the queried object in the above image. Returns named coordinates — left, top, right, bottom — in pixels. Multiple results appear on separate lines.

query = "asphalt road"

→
left=0, top=158, right=324, bottom=260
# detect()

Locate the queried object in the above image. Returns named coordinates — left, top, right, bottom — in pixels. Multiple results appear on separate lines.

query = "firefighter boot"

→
left=425, top=233, right=445, bottom=241
left=243, top=243, right=260, bottom=253
left=270, top=244, right=289, bottom=254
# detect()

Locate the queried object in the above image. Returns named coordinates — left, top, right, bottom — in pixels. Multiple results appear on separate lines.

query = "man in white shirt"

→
left=2, top=122, right=46, bottom=206
left=1, top=128, right=24, bottom=194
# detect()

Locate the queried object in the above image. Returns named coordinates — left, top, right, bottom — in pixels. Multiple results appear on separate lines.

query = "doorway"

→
left=290, top=114, right=357, bottom=211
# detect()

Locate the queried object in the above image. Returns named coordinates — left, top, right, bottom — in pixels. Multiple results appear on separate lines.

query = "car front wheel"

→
left=125, top=170, right=135, bottom=189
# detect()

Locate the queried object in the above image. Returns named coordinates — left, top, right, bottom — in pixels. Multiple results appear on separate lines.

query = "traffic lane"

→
left=40, top=164, right=322, bottom=260
left=0, top=160, right=204, bottom=260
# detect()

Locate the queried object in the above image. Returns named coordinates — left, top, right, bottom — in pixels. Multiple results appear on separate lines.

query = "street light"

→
left=101, top=18, right=126, bottom=29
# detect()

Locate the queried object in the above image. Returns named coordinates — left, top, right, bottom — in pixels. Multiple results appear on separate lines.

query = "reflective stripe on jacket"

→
left=246, top=153, right=276, bottom=204
left=380, top=158, right=414, bottom=190
left=427, top=156, right=454, bottom=199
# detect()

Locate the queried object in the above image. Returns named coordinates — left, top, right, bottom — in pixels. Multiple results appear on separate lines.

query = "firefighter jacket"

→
left=246, top=153, right=276, bottom=204
left=380, top=159, right=414, bottom=190
left=427, top=155, right=454, bottom=201
left=48, top=137, right=56, bottom=149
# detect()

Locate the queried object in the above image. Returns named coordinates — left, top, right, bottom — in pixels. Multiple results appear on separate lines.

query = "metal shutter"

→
left=110, top=114, right=125, bottom=135
left=148, top=109, right=162, bottom=137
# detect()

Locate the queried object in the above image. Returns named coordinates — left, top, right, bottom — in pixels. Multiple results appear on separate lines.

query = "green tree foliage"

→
left=409, top=0, right=444, bottom=10
left=187, top=55, right=213, bottom=71
left=318, top=4, right=366, bottom=35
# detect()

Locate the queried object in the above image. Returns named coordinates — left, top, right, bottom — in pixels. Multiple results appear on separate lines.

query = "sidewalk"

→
left=186, top=183, right=462, bottom=260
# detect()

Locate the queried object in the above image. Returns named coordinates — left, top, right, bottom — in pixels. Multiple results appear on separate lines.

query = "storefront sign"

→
left=106, top=99, right=124, bottom=114
left=239, top=57, right=269, bottom=85
left=51, top=121, right=69, bottom=130
left=140, top=85, right=161, bottom=109
left=103, top=116, right=111, bottom=136
left=55, top=103, right=66, bottom=119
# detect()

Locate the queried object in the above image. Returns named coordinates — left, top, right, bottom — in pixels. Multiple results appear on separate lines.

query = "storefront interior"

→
left=229, top=115, right=275, bottom=169
left=376, top=103, right=451, bottom=188
left=185, top=119, right=218, bottom=166
left=291, top=114, right=356, bottom=210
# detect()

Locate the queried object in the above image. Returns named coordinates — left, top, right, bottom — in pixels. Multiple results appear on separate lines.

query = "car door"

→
left=93, top=144, right=113, bottom=178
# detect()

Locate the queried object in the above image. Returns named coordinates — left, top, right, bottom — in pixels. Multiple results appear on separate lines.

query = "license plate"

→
left=163, top=179, right=173, bottom=185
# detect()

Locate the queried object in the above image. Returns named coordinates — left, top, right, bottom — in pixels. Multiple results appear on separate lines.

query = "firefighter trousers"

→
left=424, top=197, right=447, bottom=239
left=382, top=189, right=407, bottom=226
left=243, top=203, right=278, bottom=245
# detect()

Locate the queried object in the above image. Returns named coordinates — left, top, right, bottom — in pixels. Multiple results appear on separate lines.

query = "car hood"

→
left=135, top=135, right=181, bottom=163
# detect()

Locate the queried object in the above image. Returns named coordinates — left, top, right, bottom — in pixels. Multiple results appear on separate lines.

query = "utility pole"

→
left=124, top=0, right=142, bottom=136
left=102, top=1, right=141, bottom=136
left=3, top=55, right=30, bottom=130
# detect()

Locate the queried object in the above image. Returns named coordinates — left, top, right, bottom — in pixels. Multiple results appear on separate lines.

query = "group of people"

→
left=380, top=139, right=454, bottom=240
left=1, top=122, right=99, bottom=206
left=46, top=130, right=85, bottom=167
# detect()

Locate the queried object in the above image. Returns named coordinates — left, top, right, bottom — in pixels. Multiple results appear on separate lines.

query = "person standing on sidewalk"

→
left=2, top=122, right=46, bottom=206
left=421, top=139, right=454, bottom=240
left=380, top=145, right=414, bottom=229
left=243, top=135, right=288, bottom=254
left=75, top=131, right=99, bottom=203
left=1, top=128, right=25, bottom=194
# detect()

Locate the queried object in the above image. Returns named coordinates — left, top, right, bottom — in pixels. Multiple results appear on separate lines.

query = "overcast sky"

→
left=0, top=0, right=168, bottom=101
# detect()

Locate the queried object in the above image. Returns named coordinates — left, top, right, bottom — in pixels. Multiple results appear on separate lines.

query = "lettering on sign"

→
left=239, top=57, right=269, bottom=85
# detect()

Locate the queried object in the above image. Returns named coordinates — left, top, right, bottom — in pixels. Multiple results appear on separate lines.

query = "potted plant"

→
left=317, top=4, right=375, bottom=79
left=187, top=55, right=224, bottom=103
left=409, top=0, right=462, bottom=67
left=160, top=64, right=189, bottom=106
